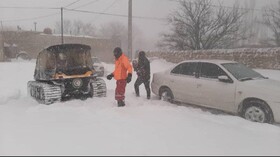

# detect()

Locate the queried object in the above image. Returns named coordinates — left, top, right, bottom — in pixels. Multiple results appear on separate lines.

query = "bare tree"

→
left=81, top=23, right=96, bottom=37
left=43, top=28, right=52, bottom=34
left=99, top=21, right=128, bottom=52
left=72, top=20, right=83, bottom=35
left=54, top=19, right=72, bottom=34
left=159, top=0, right=246, bottom=50
left=54, top=19, right=96, bottom=36
left=72, top=20, right=96, bottom=36
left=263, top=1, right=280, bottom=46
left=99, top=21, right=144, bottom=57
left=99, top=21, right=127, bottom=41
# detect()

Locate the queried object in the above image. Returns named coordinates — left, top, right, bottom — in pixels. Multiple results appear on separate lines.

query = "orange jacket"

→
left=113, top=54, right=133, bottom=80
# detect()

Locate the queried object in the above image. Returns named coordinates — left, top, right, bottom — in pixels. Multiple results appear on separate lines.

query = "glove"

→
left=107, top=73, right=114, bottom=80
left=126, top=73, right=132, bottom=83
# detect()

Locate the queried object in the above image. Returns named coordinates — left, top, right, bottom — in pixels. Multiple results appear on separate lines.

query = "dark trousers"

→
left=134, top=77, right=151, bottom=98
left=115, top=80, right=127, bottom=101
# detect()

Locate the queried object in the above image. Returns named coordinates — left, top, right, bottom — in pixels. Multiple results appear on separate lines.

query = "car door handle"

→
left=171, top=79, right=174, bottom=83
left=197, top=84, right=202, bottom=88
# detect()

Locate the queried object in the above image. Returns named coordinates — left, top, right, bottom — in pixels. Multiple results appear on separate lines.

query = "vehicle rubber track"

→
left=28, top=81, right=62, bottom=105
left=91, top=78, right=107, bottom=97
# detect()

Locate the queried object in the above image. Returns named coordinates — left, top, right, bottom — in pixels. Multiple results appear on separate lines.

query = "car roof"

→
left=179, top=59, right=237, bottom=65
left=45, top=44, right=91, bottom=53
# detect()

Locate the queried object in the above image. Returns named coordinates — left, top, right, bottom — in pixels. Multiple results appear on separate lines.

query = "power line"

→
left=1, top=12, right=60, bottom=23
left=0, top=6, right=59, bottom=10
left=0, top=1, right=167, bottom=25
left=101, top=0, right=118, bottom=12
left=64, top=0, right=82, bottom=8
left=72, top=0, right=100, bottom=9
left=65, top=8, right=127, bottom=17
left=89, top=0, right=118, bottom=22
left=64, top=8, right=167, bottom=21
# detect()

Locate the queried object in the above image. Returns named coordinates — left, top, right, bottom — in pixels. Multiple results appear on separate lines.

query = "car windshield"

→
left=56, top=50, right=93, bottom=69
left=92, top=57, right=101, bottom=64
left=222, top=63, right=266, bottom=81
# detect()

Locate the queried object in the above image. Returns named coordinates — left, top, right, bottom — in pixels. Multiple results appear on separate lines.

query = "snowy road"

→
left=0, top=60, right=280, bottom=155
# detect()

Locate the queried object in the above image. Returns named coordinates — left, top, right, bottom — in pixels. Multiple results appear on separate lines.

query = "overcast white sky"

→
left=0, top=0, right=176, bottom=35
left=0, top=0, right=279, bottom=50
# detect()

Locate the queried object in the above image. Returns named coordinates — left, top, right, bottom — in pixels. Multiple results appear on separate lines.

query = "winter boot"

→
left=147, top=91, right=151, bottom=100
left=135, top=90, right=140, bottom=97
left=117, top=100, right=125, bottom=107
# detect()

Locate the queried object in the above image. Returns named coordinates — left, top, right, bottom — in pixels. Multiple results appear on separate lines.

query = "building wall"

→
left=1, top=31, right=120, bottom=63
left=146, top=48, right=280, bottom=70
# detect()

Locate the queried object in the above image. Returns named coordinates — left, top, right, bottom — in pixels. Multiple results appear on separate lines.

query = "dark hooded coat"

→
left=136, top=51, right=150, bottom=80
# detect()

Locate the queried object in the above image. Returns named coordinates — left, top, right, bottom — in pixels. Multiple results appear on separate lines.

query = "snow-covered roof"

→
left=4, top=42, right=18, bottom=47
left=45, top=33, right=111, bottom=40
left=4, top=43, right=10, bottom=47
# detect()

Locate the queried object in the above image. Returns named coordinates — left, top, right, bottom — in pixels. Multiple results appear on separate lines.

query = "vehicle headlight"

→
left=72, top=78, right=83, bottom=88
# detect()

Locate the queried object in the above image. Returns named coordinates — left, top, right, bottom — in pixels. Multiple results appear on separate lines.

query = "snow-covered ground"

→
left=0, top=59, right=280, bottom=155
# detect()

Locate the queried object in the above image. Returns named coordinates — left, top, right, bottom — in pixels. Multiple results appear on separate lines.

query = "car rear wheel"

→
left=241, top=100, right=274, bottom=123
left=160, top=88, right=174, bottom=103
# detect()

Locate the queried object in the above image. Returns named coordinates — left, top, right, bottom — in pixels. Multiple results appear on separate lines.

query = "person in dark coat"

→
left=134, top=51, right=151, bottom=99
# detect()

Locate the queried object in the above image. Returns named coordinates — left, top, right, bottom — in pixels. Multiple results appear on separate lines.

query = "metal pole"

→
left=1, top=21, right=3, bottom=31
left=0, top=21, right=3, bottom=61
left=61, top=7, right=64, bottom=44
left=34, top=22, right=37, bottom=32
left=128, top=0, right=132, bottom=59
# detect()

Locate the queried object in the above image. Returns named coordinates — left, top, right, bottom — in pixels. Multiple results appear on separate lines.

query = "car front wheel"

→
left=241, top=100, right=274, bottom=123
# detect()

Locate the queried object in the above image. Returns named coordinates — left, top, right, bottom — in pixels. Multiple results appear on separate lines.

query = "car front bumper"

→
left=268, top=101, right=280, bottom=123
left=95, top=70, right=104, bottom=77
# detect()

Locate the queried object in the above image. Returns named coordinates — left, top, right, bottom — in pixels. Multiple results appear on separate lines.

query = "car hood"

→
left=93, top=63, right=103, bottom=67
left=238, top=79, right=280, bottom=101
left=242, top=79, right=280, bottom=90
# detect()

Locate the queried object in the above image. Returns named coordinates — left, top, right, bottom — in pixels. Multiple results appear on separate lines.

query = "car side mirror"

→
left=218, top=75, right=231, bottom=83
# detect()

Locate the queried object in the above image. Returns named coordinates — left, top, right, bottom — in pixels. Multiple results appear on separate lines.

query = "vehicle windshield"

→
left=92, top=57, right=101, bottom=64
left=56, top=50, right=93, bottom=69
left=222, top=63, right=266, bottom=81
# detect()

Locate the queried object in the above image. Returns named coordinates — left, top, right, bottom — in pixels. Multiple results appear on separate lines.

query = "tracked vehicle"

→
left=27, top=44, right=106, bottom=105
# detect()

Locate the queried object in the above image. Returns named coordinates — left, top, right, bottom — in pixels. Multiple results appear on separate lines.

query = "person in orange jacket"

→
left=106, top=47, right=133, bottom=107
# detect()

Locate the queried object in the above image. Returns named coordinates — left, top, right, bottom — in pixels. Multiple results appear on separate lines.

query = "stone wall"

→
left=146, top=48, right=280, bottom=70
left=1, top=31, right=120, bottom=63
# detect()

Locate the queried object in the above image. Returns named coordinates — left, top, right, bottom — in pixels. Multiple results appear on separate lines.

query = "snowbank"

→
left=0, top=59, right=280, bottom=155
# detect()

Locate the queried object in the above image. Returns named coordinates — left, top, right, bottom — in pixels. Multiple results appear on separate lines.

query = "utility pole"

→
left=61, top=7, right=64, bottom=44
left=34, top=22, right=37, bottom=32
left=1, top=21, right=3, bottom=31
left=0, top=21, right=3, bottom=61
left=128, top=0, right=132, bottom=59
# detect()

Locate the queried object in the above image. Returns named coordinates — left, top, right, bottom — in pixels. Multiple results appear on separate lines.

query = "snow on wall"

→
left=1, top=31, right=119, bottom=63
left=146, top=48, right=280, bottom=70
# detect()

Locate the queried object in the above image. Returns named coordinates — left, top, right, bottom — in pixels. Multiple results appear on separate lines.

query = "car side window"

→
left=171, top=64, right=183, bottom=74
left=171, top=62, right=197, bottom=76
left=200, top=63, right=226, bottom=79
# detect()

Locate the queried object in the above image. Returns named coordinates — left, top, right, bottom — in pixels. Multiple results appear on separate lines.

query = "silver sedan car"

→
left=151, top=60, right=280, bottom=124
left=92, top=57, right=105, bottom=77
